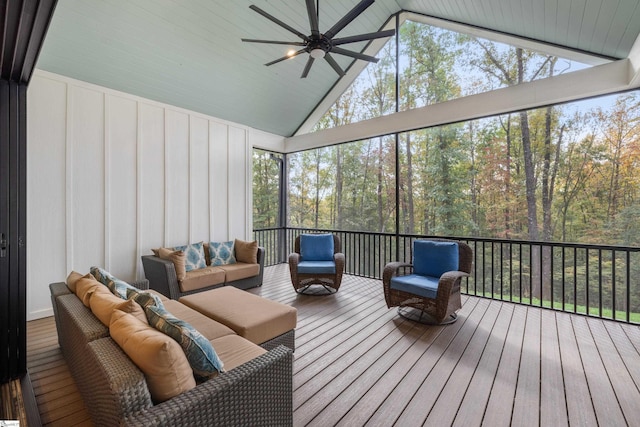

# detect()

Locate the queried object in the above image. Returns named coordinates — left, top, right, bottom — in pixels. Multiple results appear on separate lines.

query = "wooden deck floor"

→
left=27, top=264, right=640, bottom=426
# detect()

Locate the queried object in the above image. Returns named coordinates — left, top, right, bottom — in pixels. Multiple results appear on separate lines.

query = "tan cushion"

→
left=180, top=287, right=297, bottom=345
left=218, top=263, right=260, bottom=282
left=234, top=239, right=258, bottom=264
left=75, top=275, right=105, bottom=307
left=90, top=291, right=148, bottom=326
left=66, top=271, right=84, bottom=293
left=162, top=299, right=235, bottom=341
left=179, top=266, right=225, bottom=293
left=109, top=310, right=196, bottom=403
left=153, top=247, right=187, bottom=281
left=210, top=335, right=266, bottom=372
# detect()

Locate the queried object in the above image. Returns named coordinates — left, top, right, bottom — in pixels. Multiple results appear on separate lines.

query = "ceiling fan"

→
left=241, top=0, right=395, bottom=78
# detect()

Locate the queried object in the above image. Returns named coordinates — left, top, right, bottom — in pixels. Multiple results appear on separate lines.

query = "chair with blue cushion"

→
left=289, top=233, right=345, bottom=295
left=382, top=239, right=472, bottom=324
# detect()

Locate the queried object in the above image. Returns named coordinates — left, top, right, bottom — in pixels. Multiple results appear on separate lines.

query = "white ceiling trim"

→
left=285, top=59, right=635, bottom=153
left=629, top=33, right=640, bottom=87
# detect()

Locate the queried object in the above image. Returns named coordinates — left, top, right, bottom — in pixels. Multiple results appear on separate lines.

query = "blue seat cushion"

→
left=297, top=260, right=336, bottom=274
left=390, top=274, right=440, bottom=299
left=300, top=234, right=335, bottom=261
left=413, top=240, right=459, bottom=278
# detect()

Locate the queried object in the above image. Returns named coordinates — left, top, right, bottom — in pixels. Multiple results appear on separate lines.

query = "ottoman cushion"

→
left=180, top=287, right=297, bottom=346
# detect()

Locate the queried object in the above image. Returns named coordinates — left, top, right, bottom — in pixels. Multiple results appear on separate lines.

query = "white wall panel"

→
left=107, top=95, right=137, bottom=279
left=139, top=103, right=165, bottom=260
left=228, top=126, right=248, bottom=240
left=209, top=121, right=229, bottom=241
left=165, top=110, right=190, bottom=247
left=26, top=76, right=67, bottom=319
left=189, top=116, right=210, bottom=241
left=26, top=70, right=279, bottom=319
left=70, top=86, right=105, bottom=270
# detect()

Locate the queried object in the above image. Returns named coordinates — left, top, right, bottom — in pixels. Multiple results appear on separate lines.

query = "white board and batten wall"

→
left=26, top=70, right=285, bottom=320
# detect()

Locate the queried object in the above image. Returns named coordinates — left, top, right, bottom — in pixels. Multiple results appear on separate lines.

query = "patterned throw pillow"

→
left=126, top=288, right=164, bottom=310
left=209, top=241, right=237, bottom=266
left=145, top=305, right=224, bottom=377
left=90, top=266, right=116, bottom=286
left=90, top=266, right=138, bottom=299
left=173, top=242, right=207, bottom=272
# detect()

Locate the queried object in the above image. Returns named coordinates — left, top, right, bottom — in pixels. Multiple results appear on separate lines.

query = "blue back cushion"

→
left=413, top=240, right=459, bottom=278
left=300, top=234, right=334, bottom=261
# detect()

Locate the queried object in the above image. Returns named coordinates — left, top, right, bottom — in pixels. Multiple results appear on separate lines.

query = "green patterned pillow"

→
left=126, top=288, right=164, bottom=309
left=209, top=241, right=237, bottom=266
left=173, top=242, right=207, bottom=272
left=90, top=266, right=116, bottom=286
left=145, top=305, right=224, bottom=377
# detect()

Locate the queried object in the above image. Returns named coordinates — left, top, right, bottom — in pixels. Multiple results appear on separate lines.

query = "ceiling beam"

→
left=285, top=59, right=633, bottom=153
left=629, top=32, right=640, bottom=88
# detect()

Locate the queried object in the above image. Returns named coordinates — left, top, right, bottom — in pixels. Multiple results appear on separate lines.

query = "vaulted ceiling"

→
left=36, top=0, right=640, bottom=137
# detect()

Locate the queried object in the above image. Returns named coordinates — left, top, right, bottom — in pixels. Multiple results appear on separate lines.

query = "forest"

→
left=255, top=20, right=640, bottom=248
left=253, top=20, right=640, bottom=320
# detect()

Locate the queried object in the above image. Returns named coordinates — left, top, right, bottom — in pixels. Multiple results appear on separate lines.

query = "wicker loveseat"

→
left=49, top=273, right=293, bottom=427
left=142, top=239, right=265, bottom=299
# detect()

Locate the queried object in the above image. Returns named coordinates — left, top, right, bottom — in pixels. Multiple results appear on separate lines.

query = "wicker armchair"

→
left=382, top=239, right=472, bottom=324
left=289, top=234, right=345, bottom=295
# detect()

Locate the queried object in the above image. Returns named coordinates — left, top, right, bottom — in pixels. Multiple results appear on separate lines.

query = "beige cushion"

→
left=179, top=266, right=225, bottom=293
left=210, top=335, right=266, bottom=372
left=234, top=239, right=258, bottom=264
left=153, top=247, right=187, bottom=281
left=180, top=287, right=297, bottom=345
left=218, top=263, right=260, bottom=282
left=90, top=291, right=148, bottom=326
left=109, top=310, right=196, bottom=403
left=162, top=299, right=235, bottom=341
left=75, top=275, right=105, bottom=307
left=65, top=271, right=84, bottom=293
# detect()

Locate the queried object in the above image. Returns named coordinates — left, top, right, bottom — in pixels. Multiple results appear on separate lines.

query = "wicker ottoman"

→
left=179, top=286, right=297, bottom=351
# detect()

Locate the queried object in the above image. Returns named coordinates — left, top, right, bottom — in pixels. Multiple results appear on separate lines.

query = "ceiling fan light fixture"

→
left=309, top=48, right=325, bottom=59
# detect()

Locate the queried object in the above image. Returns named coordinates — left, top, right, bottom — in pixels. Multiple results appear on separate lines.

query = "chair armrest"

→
left=122, top=345, right=293, bottom=427
left=382, top=262, right=413, bottom=285
left=438, top=270, right=470, bottom=296
left=141, top=255, right=180, bottom=299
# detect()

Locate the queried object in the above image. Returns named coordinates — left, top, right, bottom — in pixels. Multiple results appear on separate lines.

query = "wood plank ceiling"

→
left=34, top=0, right=640, bottom=137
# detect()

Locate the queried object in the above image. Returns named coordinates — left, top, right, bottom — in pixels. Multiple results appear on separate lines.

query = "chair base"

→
left=295, top=283, right=338, bottom=296
left=397, top=306, right=457, bottom=325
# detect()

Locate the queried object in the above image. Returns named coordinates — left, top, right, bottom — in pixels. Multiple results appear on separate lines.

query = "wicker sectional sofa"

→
left=49, top=274, right=293, bottom=427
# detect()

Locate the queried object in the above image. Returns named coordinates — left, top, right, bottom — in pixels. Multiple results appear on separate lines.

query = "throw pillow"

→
left=154, top=247, right=187, bottom=281
left=90, top=291, right=148, bottom=326
left=234, top=239, right=258, bottom=264
left=209, top=241, right=237, bottom=266
left=75, top=275, right=106, bottom=307
left=107, top=278, right=140, bottom=300
left=109, top=310, right=196, bottom=403
left=300, top=234, right=334, bottom=261
left=145, top=305, right=225, bottom=377
left=126, top=287, right=164, bottom=310
left=413, top=240, right=459, bottom=278
left=65, top=271, right=84, bottom=293
left=90, top=266, right=116, bottom=286
left=173, top=242, right=207, bottom=272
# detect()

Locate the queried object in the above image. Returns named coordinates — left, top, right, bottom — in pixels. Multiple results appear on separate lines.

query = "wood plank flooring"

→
left=26, top=264, right=640, bottom=426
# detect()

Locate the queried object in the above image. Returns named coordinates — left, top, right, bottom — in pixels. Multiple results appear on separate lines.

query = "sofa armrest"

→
left=122, top=345, right=293, bottom=427
left=141, top=255, right=181, bottom=300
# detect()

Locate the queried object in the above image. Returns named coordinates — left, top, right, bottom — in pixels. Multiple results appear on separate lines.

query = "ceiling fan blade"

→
left=265, top=49, right=306, bottom=66
left=324, top=53, right=345, bottom=76
left=249, top=5, right=309, bottom=42
left=242, top=39, right=305, bottom=46
left=301, top=56, right=315, bottom=78
left=332, top=29, right=395, bottom=45
left=331, top=46, right=380, bottom=62
left=305, top=0, right=320, bottom=37
left=324, top=0, right=375, bottom=39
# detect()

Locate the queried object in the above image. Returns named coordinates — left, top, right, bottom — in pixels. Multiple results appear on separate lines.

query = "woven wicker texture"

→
left=260, top=329, right=295, bottom=352
left=289, top=234, right=345, bottom=294
left=382, top=238, right=472, bottom=324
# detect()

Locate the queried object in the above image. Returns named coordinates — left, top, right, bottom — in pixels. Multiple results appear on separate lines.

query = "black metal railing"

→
left=254, top=227, right=640, bottom=324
